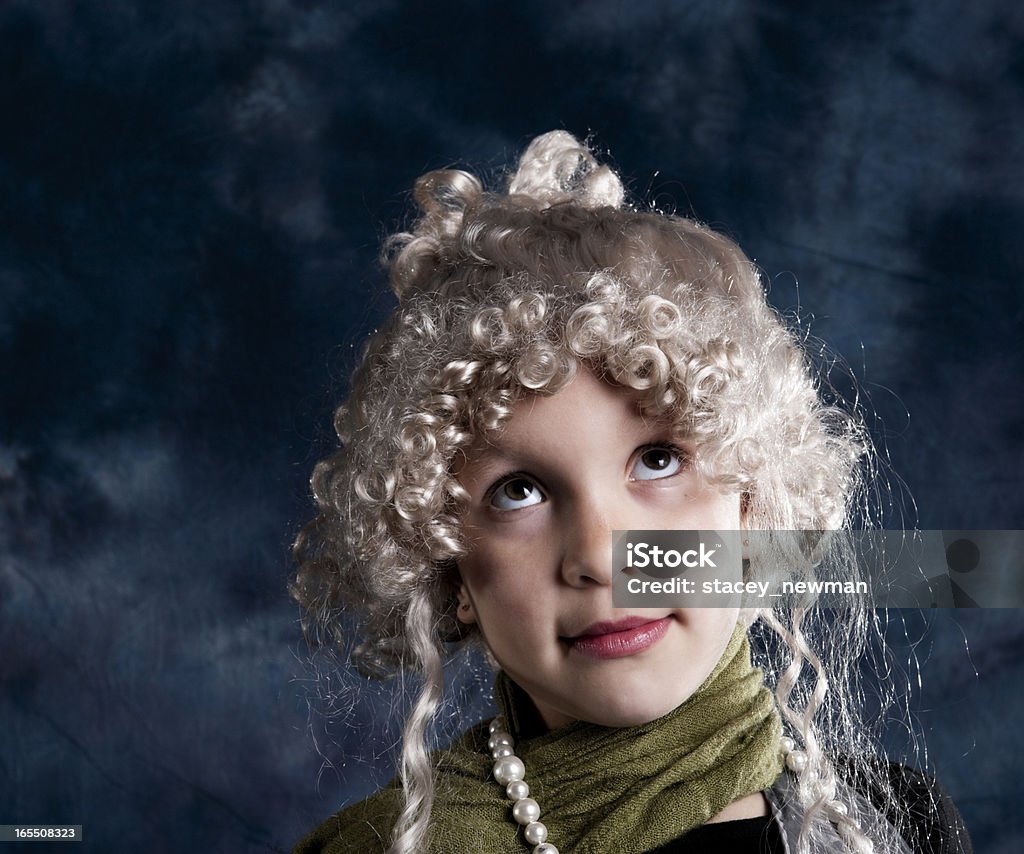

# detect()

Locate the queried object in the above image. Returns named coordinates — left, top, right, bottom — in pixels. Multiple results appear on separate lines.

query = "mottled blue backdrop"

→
left=1, top=2, right=1021, bottom=852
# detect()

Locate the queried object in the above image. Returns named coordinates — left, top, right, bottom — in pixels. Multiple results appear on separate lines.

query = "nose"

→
left=560, top=493, right=616, bottom=587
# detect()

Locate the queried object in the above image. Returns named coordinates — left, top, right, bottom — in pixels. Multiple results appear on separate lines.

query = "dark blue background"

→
left=1, top=2, right=1021, bottom=852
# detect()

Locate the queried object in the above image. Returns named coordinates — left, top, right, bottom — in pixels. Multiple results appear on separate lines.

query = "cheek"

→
left=459, top=542, right=551, bottom=624
left=462, top=517, right=552, bottom=580
left=692, top=490, right=742, bottom=528
left=677, top=600, right=734, bottom=627
left=644, top=488, right=742, bottom=530
left=689, top=608, right=740, bottom=658
left=460, top=544, right=536, bottom=606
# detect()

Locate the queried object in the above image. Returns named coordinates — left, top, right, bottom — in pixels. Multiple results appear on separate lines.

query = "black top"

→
left=645, top=815, right=783, bottom=853
left=642, top=760, right=972, bottom=854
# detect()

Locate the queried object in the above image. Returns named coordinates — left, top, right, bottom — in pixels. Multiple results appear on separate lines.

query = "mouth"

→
left=564, top=616, right=672, bottom=660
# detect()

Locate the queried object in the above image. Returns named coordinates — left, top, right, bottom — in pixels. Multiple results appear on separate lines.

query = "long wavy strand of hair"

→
left=387, top=590, right=445, bottom=854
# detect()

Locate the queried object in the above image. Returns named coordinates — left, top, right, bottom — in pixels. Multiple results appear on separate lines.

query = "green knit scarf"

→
left=293, top=625, right=782, bottom=854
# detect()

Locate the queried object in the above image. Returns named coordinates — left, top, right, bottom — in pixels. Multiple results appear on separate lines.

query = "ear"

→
left=455, top=582, right=477, bottom=626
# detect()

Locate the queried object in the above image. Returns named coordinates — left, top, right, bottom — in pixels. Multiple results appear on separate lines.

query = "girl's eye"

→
left=489, top=477, right=544, bottom=511
left=631, top=446, right=685, bottom=481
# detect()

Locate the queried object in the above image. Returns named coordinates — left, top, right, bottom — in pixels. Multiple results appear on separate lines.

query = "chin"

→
left=578, top=693, right=685, bottom=728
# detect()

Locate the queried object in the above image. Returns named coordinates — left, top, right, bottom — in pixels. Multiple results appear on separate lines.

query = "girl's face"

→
left=455, top=367, right=742, bottom=730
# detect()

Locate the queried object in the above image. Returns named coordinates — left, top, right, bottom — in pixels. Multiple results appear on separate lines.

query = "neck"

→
left=706, top=791, right=770, bottom=823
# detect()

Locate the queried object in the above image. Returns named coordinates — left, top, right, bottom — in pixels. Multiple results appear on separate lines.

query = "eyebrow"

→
left=460, top=440, right=529, bottom=477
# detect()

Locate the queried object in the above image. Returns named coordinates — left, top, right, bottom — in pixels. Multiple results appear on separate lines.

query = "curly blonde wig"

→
left=294, top=131, right=908, bottom=854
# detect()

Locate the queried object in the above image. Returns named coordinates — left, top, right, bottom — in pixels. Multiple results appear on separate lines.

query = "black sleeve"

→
left=835, top=756, right=973, bottom=854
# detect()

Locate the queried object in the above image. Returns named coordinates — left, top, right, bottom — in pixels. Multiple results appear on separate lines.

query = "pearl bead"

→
left=524, top=821, right=548, bottom=844
left=493, top=755, right=526, bottom=785
left=830, top=799, right=848, bottom=816
left=786, top=750, right=808, bottom=773
left=506, top=780, right=530, bottom=800
left=512, top=797, right=541, bottom=825
left=488, top=732, right=513, bottom=751
left=487, top=718, right=559, bottom=853
left=780, top=736, right=795, bottom=753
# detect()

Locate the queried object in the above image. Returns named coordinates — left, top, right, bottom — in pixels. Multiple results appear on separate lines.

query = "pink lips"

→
left=566, top=616, right=672, bottom=659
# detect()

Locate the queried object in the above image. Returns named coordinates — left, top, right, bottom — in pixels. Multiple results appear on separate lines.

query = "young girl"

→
left=290, top=132, right=971, bottom=854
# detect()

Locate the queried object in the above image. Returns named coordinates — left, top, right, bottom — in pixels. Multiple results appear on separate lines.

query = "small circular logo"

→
left=945, top=538, right=980, bottom=574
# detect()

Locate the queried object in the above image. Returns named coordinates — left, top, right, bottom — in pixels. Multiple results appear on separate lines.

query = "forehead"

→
left=504, top=369, right=641, bottom=434
left=458, top=369, right=665, bottom=474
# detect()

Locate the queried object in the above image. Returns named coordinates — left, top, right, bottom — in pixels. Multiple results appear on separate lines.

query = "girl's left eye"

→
left=489, top=477, right=545, bottom=511
left=630, top=445, right=685, bottom=481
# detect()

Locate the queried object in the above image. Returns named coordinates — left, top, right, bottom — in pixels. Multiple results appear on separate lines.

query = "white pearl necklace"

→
left=487, top=717, right=559, bottom=854
left=780, top=735, right=861, bottom=838
left=488, top=718, right=853, bottom=852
